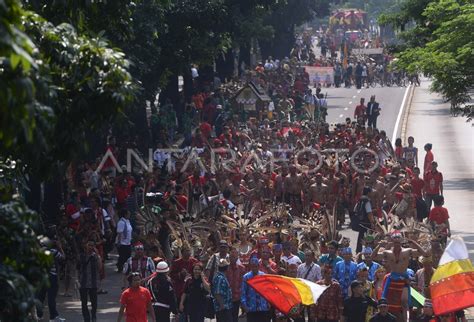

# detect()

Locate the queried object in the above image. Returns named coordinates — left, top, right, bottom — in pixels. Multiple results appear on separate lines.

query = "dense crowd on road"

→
left=35, top=32, right=464, bottom=322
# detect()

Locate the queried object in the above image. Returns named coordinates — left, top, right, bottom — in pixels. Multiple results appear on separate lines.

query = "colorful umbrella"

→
left=246, top=275, right=328, bottom=316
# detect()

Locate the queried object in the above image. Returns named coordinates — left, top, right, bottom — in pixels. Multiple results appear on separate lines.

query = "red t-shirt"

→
left=411, top=177, right=424, bottom=198
left=115, top=186, right=130, bottom=204
left=175, top=194, right=188, bottom=212
left=199, top=122, right=212, bottom=138
left=424, top=151, right=434, bottom=174
left=424, top=171, right=443, bottom=195
left=120, top=286, right=152, bottom=322
left=429, top=206, right=449, bottom=225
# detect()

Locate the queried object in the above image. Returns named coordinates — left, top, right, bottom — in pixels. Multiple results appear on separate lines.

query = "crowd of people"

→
left=35, top=32, right=462, bottom=322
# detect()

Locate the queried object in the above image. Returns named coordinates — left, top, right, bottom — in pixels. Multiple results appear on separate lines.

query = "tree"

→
left=381, top=0, right=473, bottom=119
left=1, top=1, right=135, bottom=319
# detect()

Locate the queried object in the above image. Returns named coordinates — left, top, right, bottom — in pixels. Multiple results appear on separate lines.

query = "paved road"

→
left=405, top=79, right=474, bottom=261
left=323, top=85, right=408, bottom=138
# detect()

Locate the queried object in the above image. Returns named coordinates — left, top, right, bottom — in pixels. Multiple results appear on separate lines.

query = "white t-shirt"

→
left=297, top=262, right=322, bottom=282
left=281, top=254, right=302, bottom=266
left=116, top=218, right=132, bottom=246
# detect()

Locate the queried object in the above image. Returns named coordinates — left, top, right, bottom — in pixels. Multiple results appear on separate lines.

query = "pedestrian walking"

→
left=78, top=240, right=102, bottom=322
left=118, top=272, right=156, bottom=322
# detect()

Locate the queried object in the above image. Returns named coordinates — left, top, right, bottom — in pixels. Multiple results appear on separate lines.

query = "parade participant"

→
left=424, top=161, right=443, bottom=210
left=367, top=169, right=386, bottom=220
left=394, top=138, right=404, bottom=161
left=272, top=243, right=284, bottom=267
left=241, top=257, right=271, bottom=322
left=274, top=165, right=289, bottom=203
left=37, top=238, right=65, bottom=322
left=297, top=250, right=321, bottom=283
left=122, top=242, right=155, bottom=288
left=333, top=247, right=358, bottom=298
left=415, top=256, right=435, bottom=298
left=428, top=195, right=451, bottom=245
left=116, top=209, right=133, bottom=273
left=118, top=272, right=156, bottom=322
left=259, top=246, right=278, bottom=274
left=78, top=240, right=102, bottom=322
left=147, top=262, right=177, bottom=322
left=411, top=167, right=425, bottom=199
left=354, top=98, right=366, bottom=124
left=369, top=298, right=397, bottom=322
left=373, top=267, right=387, bottom=301
left=237, top=231, right=253, bottom=267
left=212, top=259, right=233, bottom=322
left=377, top=130, right=392, bottom=164
left=342, top=280, right=377, bottom=322
left=169, top=246, right=198, bottom=319
left=281, top=241, right=302, bottom=267
left=403, top=136, right=418, bottom=168
left=357, top=247, right=381, bottom=282
left=315, top=264, right=344, bottom=322
left=354, top=187, right=376, bottom=253
left=226, top=247, right=246, bottom=322
left=283, top=165, right=304, bottom=215
left=376, top=231, right=427, bottom=321
left=205, top=240, right=230, bottom=282
left=423, top=143, right=434, bottom=174
left=309, top=173, right=329, bottom=206
left=319, top=240, right=343, bottom=270
left=366, top=95, right=380, bottom=129
left=180, top=263, right=210, bottom=322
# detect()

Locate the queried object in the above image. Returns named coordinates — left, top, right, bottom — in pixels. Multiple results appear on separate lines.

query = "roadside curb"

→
left=400, top=84, right=416, bottom=144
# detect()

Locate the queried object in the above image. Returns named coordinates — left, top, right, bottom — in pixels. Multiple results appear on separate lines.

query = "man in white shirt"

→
left=116, top=209, right=133, bottom=272
left=297, top=250, right=321, bottom=282
left=281, top=242, right=302, bottom=266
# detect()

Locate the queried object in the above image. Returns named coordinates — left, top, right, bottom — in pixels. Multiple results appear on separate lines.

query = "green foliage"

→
left=0, top=160, right=51, bottom=321
left=1, top=1, right=137, bottom=319
left=393, top=0, right=473, bottom=114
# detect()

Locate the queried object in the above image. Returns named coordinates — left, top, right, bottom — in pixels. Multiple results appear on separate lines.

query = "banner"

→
left=352, top=48, right=384, bottom=55
left=305, top=66, right=334, bottom=86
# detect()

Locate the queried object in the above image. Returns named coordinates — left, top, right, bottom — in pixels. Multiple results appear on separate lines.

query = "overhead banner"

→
left=305, top=66, right=334, bottom=86
left=352, top=48, right=384, bottom=55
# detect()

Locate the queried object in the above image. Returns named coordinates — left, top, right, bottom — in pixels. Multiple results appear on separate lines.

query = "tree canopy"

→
left=1, top=0, right=135, bottom=319
left=380, top=0, right=473, bottom=118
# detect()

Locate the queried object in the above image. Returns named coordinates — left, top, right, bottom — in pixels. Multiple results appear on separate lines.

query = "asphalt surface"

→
left=323, top=84, right=408, bottom=138
left=405, top=79, right=474, bottom=261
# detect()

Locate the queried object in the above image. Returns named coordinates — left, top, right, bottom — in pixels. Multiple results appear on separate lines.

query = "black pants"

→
left=37, top=273, right=59, bottom=319
left=216, top=309, right=232, bottom=322
left=367, top=115, right=378, bottom=128
left=247, top=311, right=271, bottom=322
left=154, top=306, right=171, bottom=322
left=355, top=76, right=362, bottom=89
left=80, top=288, right=97, bottom=322
left=317, top=319, right=338, bottom=322
left=231, top=300, right=241, bottom=322
left=357, top=225, right=368, bottom=253
left=116, top=244, right=131, bottom=271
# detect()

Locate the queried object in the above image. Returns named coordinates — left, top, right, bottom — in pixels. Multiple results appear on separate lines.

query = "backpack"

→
left=351, top=199, right=369, bottom=232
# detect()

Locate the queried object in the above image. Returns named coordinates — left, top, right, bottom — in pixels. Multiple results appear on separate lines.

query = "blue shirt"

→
left=319, top=254, right=343, bottom=270
left=357, top=261, right=381, bottom=281
left=212, top=272, right=232, bottom=311
left=334, top=260, right=358, bottom=298
left=241, top=271, right=270, bottom=312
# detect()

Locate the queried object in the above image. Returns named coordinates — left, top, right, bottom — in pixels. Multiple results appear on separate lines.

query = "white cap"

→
left=156, top=261, right=169, bottom=273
